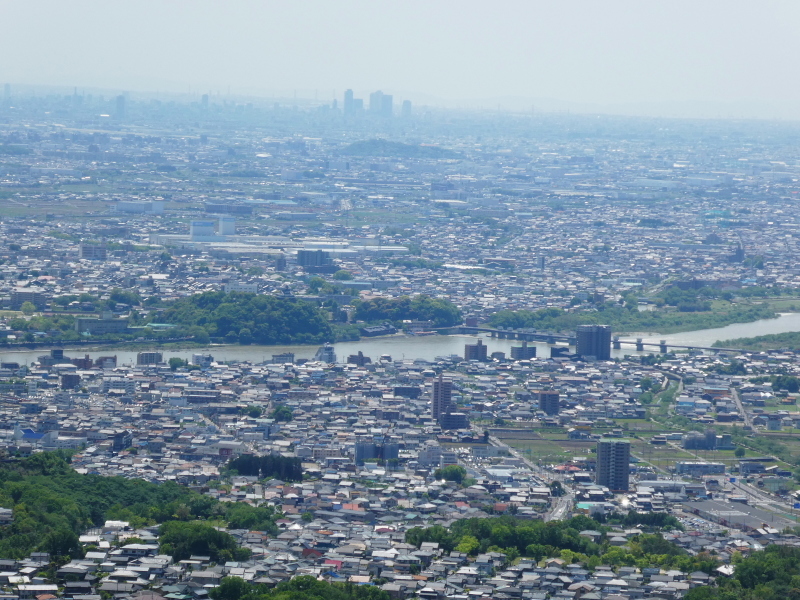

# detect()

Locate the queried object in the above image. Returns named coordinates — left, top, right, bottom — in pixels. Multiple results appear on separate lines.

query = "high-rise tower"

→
left=576, top=325, right=612, bottom=360
left=596, top=438, right=630, bottom=491
left=432, top=373, right=452, bottom=422
left=343, top=89, right=354, bottom=116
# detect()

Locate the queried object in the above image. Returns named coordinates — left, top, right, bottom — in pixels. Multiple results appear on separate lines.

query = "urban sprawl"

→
left=0, top=87, right=800, bottom=600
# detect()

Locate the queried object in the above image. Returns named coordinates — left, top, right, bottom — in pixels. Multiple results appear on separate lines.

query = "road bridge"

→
left=450, top=327, right=742, bottom=354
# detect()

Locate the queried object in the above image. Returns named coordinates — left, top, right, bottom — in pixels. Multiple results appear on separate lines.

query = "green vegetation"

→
left=169, top=357, right=187, bottom=371
left=405, top=515, right=713, bottom=571
left=352, top=295, right=461, bottom=327
left=434, top=465, right=467, bottom=484
left=749, top=374, right=800, bottom=393
left=332, top=269, right=353, bottom=280
left=51, top=288, right=141, bottom=311
left=160, top=291, right=333, bottom=345
left=3, top=290, right=362, bottom=346
left=490, top=302, right=776, bottom=335
left=159, top=521, right=250, bottom=563
left=341, top=139, right=461, bottom=159
left=0, top=452, right=279, bottom=559
left=210, top=575, right=390, bottom=600
left=686, top=545, right=800, bottom=600
left=714, top=330, right=800, bottom=351
left=387, top=257, right=444, bottom=270
left=307, top=277, right=359, bottom=296
left=270, top=405, right=293, bottom=422
left=227, top=454, right=303, bottom=482
left=4, top=313, right=79, bottom=342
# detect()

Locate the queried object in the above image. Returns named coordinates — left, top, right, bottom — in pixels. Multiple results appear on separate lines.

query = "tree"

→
left=169, top=357, right=187, bottom=371
left=188, top=326, right=210, bottom=345
left=270, top=405, right=293, bottom=422
left=333, top=270, right=353, bottom=280
left=735, top=446, right=746, bottom=458
left=307, top=277, right=325, bottom=293
left=20, top=301, right=36, bottom=315
left=243, top=406, right=262, bottom=418
left=109, top=289, right=141, bottom=306
left=159, top=291, right=333, bottom=345
left=238, top=328, right=253, bottom=345
left=434, top=465, right=467, bottom=484
left=455, top=534, right=480, bottom=555
left=44, top=527, right=82, bottom=559
left=210, top=577, right=250, bottom=600
left=159, top=521, right=250, bottom=563
left=352, top=295, right=462, bottom=327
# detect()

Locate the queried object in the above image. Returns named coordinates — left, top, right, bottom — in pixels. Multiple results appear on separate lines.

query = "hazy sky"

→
left=4, top=0, right=800, bottom=118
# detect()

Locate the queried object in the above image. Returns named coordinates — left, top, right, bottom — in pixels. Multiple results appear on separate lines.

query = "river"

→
left=3, top=312, right=800, bottom=367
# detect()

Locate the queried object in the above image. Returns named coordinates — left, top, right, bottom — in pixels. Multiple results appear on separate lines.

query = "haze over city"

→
left=3, top=4, right=800, bottom=600
left=4, top=0, right=800, bottom=119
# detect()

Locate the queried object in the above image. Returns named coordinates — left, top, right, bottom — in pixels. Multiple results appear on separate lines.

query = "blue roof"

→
left=20, top=428, right=44, bottom=440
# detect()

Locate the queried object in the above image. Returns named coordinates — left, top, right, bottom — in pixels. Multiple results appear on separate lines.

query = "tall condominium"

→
left=576, top=324, right=612, bottom=360
left=536, top=390, right=560, bottom=416
left=432, top=373, right=452, bottom=421
left=596, top=438, right=631, bottom=492
left=464, top=339, right=488, bottom=361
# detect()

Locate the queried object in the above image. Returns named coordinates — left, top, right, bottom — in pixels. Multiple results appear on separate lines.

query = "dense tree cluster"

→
left=352, top=295, right=462, bottom=327
left=270, top=405, right=293, bottom=422
left=434, top=465, right=467, bottom=484
left=159, top=521, right=250, bottom=563
left=227, top=454, right=303, bottom=482
left=406, top=516, right=715, bottom=572
left=686, top=545, right=800, bottom=600
left=0, top=453, right=279, bottom=559
left=211, top=575, right=390, bottom=600
left=160, top=292, right=333, bottom=345
left=605, top=511, right=682, bottom=530
left=490, top=302, right=775, bottom=335
left=721, top=331, right=800, bottom=351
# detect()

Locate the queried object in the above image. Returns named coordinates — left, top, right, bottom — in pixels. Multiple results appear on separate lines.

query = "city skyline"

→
left=5, top=1, right=800, bottom=120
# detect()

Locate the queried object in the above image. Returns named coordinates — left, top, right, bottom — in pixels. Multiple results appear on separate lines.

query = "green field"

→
left=506, top=438, right=575, bottom=463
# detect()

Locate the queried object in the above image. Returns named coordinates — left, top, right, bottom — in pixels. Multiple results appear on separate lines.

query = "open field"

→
left=506, top=438, right=574, bottom=463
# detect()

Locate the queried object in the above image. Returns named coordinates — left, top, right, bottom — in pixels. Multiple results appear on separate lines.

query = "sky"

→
left=3, top=0, right=800, bottom=119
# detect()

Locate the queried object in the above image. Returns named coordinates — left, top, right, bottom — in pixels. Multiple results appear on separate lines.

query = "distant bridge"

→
left=450, top=327, right=743, bottom=354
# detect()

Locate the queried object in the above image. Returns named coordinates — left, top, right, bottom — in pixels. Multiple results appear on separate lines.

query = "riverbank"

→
left=490, top=302, right=781, bottom=337
left=713, top=330, right=800, bottom=352
left=5, top=313, right=800, bottom=367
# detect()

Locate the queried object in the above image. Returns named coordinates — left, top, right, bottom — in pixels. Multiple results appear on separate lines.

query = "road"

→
left=729, top=479, right=796, bottom=515
left=546, top=494, right=573, bottom=522
left=731, top=386, right=753, bottom=429
left=488, top=434, right=575, bottom=522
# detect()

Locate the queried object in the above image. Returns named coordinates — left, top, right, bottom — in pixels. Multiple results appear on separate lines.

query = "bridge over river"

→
left=450, top=326, right=743, bottom=354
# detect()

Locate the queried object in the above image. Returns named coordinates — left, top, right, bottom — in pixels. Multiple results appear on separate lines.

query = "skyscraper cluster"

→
left=343, top=89, right=409, bottom=117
